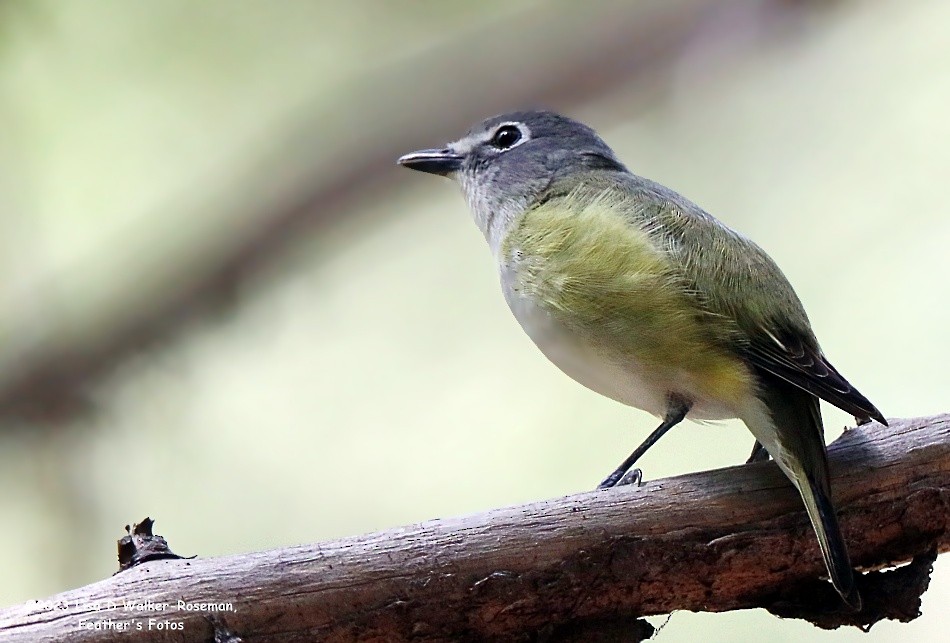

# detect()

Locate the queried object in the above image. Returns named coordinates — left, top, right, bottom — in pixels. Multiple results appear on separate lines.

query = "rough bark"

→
left=1, top=414, right=947, bottom=642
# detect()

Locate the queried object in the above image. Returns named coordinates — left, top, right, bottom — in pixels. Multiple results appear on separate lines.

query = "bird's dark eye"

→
left=490, top=125, right=522, bottom=150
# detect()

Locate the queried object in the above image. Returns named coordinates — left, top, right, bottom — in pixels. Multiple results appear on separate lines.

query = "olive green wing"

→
left=615, top=174, right=887, bottom=425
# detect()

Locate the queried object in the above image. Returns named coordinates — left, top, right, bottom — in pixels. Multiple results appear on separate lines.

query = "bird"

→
left=397, top=110, right=885, bottom=609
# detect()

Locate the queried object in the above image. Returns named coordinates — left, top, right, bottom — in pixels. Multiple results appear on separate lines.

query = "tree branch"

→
left=2, top=414, right=947, bottom=642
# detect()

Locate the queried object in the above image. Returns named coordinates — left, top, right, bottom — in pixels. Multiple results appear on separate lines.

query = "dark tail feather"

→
left=754, top=372, right=861, bottom=610
left=807, top=474, right=861, bottom=610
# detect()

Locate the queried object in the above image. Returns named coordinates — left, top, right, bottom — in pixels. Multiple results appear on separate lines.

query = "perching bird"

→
left=397, top=110, right=884, bottom=609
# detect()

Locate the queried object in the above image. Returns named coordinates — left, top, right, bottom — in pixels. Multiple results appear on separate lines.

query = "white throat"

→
left=456, top=173, right=525, bottom=259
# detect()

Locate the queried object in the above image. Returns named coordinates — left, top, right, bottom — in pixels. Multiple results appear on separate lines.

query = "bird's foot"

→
left=618, top=468, right=643, bottom=486
left=597, top=468, right=642, bottom=490
left=746, top=440, right=770, bottom=464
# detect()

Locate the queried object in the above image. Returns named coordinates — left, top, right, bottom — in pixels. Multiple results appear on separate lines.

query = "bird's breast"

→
left=500, top=268, right=672, bottom=417
left=496, top=197, right=755, bottom=421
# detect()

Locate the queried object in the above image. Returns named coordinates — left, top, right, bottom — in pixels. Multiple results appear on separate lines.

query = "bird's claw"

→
left=597, top=467, right=643, bottom=489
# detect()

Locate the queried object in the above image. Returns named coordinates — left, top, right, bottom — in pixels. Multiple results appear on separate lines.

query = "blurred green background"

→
left=0, top=0, right=947, bottom=640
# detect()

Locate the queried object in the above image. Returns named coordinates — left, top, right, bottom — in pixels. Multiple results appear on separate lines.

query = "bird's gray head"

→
left=398, top=110, right=627, bottom=250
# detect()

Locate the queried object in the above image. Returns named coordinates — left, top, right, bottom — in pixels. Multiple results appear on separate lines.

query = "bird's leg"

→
left=746, top=440, right=770, bottom=463
left=598, top=395, right=691, bottom=489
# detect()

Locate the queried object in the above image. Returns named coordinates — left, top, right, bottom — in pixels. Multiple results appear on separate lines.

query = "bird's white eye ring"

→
left=490, top=124, right=522, bottom=150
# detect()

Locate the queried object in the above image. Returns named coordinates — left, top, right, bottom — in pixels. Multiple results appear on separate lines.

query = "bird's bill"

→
left=396, top=148, right=463, bottom=176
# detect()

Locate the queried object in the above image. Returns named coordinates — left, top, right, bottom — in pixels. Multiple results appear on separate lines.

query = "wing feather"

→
left=595, top=172, right=887, bottom=425
left=746, top=328, right=886, bottom=424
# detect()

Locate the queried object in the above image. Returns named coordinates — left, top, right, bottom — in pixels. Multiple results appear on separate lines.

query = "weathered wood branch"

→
left=1, top=414, right=947, bottom=642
